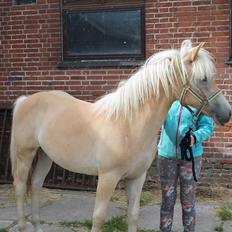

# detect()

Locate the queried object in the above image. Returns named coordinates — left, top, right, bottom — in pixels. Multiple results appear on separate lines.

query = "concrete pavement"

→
left=0, top=185, right=232, bottom=232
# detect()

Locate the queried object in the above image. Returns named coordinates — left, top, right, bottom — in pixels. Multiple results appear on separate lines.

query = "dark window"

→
left=14, top=0, right=36, bottom=5
left=64, top=0, right=98, bottom=3
left=61, top=0, right=145, bottom=68
left=226, top=0, right=232, bottom=64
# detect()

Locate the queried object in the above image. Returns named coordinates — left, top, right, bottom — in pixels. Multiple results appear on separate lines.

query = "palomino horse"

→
left=11, top=40, right=231, bottom=232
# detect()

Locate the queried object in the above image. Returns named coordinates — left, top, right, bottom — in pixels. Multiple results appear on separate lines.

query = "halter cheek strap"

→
left=177, top=59, right=222, bottom=120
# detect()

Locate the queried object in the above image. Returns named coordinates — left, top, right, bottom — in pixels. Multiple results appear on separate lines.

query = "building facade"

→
left=0, top=0, right=232, bottom=188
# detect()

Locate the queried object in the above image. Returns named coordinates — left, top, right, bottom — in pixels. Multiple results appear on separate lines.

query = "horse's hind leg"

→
left=13, top=148, right=37, bottom=232
left=91, top=172, right=120, bottom=232
left=31, top=149, right=52, bottom=232
left=126, top=172, right=146, bottom=232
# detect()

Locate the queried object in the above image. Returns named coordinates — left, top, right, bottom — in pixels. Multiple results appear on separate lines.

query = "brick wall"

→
left=0, top=0, right=232, bottom=187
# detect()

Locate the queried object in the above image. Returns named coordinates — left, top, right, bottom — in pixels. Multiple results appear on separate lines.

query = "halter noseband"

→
left=177, top=59, right=221, bottom=119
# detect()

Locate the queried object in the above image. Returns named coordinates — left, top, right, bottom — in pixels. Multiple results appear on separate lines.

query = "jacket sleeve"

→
left=192, top=115, right=214, bottom=143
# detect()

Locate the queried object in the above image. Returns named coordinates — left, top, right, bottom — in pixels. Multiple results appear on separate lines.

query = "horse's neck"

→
left=129, top=92, right=173, bottom=144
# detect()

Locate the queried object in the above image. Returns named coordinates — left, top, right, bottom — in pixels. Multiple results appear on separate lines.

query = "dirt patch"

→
left=113, top=186, right=232, bottom=207
left=0, top=185, right=62, bottom=208
left=196, top=186, right=232, bottom=204
left=0, top=184, right=231, bottom=209
left=111, top=188, right=162, bottom=210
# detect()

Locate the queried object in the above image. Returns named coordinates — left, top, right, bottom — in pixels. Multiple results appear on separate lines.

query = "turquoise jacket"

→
left=158, top=101, right=214, bottom=159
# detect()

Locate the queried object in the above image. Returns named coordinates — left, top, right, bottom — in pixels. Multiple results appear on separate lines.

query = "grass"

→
left=111, top=190, right=155, bottom=205
left=102, top=216, right=127, bottom=232
left=140, top=191, right=154, bottom=206
left=59, top=220, right=92, bottom=230
left=214, top=222, right=224, bottom=232
left=218, top=205, right=232, bottom=221
left=214, top=204, right=232, bottom=232
left=111, top=196, right=120, bottom=203
left=138, top=230, right=159, bottom=232
left=59, top=216, right=127, bottom=232
left=58, top=216, right=161, bottom=232
left=0, top=229, right=8, bottom=232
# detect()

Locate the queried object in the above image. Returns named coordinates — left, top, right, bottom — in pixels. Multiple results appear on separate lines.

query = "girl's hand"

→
left=190, top=135, right=195, bottom=147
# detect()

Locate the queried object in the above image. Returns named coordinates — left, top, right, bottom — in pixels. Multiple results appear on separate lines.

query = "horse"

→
left=10, top=40, right=231, bottom=232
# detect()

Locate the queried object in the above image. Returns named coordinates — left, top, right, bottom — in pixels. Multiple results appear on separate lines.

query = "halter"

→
left=175, top=58, right=221, bottom=182
left=176, top=59, right=221, bottom=121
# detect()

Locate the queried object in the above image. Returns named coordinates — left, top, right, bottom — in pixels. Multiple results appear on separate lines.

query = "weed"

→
left=58, top=217, right=161, bottom=232
left=140, top=191, right=154, bottom=206
left=59, top=216, right=127, bottom=232
left=60, top=219, right=93, bottom=229
left=138, top=230, right=159, bottom=232
left=214, top=222, right=224, bottom=232
left=0, top=229, right=8, bottom=232
left=102, top=216, right=128, bottom=232
left=218, top=205, right=232, bottom=221
left=79, top=220, right=92, bottom=230
left=111, top=196, right=120, bottom=203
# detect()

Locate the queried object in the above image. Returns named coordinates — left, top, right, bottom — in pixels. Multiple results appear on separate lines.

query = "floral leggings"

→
left=158, top=156, right=202, bottom=232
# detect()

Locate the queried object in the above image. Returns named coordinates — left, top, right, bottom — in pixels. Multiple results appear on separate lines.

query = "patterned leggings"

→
left=158, top=156, right=202, bottom=232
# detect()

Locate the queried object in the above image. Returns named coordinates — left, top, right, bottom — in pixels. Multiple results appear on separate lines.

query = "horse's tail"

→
left=10, top=96, right=28, bottom=181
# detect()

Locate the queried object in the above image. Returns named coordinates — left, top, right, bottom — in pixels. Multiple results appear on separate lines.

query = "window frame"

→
left=60, top=0, right=145, bottom=68
left=225, top=0, right=232, bottom=64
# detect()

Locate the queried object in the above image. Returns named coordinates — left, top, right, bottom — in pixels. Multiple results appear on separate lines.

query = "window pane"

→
left=63, top=0, right=133, bottom=4
left=64, top=0, right=97, bottom=3
left=64, top=8, right=143, bottom=58
left=15, top=0, right=36, bottom=4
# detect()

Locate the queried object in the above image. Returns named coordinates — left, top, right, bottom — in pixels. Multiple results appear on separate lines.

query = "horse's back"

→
left=14, top=90, right=91, bottom=118
left=12, top=91, right=92, bottom=147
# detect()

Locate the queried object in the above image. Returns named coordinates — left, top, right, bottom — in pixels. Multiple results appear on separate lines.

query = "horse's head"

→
left=177, top=40, right=231, bottom=125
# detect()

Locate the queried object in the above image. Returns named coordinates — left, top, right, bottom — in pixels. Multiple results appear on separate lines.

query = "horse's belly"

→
left=38, top=120, right=99, bottom=175
left=55, top=158, right=98, bottom=176
left=42, top=146, right=98, bottom=176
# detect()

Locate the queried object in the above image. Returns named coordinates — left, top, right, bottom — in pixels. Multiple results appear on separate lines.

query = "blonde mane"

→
left=192, top=48, right=216, bottom=82
left=94, top=47, right=215, bottom=119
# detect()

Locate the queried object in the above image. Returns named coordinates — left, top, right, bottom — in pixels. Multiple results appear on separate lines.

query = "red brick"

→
left=0, top=0, right=232, bottom=188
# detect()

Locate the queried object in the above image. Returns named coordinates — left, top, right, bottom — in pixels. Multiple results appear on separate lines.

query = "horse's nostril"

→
left=229, top=110, right=232, bottom=118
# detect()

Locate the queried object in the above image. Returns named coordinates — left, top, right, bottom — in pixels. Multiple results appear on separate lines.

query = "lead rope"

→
left=175, top=106, right=183, bottom=163
left=181, top=106, right=200, bottom=182
left=177, top=105, right=199, bottom=182
left=180, top=128, right=198, bottom=182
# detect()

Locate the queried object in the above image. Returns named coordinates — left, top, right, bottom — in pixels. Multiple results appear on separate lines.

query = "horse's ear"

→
left=191, top=42, right=205, bottom=61
left=180, top=40, right=192, bottom=56
left=181, top=40, right=192, bottom=48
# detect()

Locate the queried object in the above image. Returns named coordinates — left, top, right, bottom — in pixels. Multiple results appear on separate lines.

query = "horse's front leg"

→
left=91, top=171, right=120, bottom=232
left=126, top=172, right=146, bottom=232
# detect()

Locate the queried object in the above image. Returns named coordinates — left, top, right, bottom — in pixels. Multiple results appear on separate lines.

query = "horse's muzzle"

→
left=214, top=108, right=231, bottom=126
